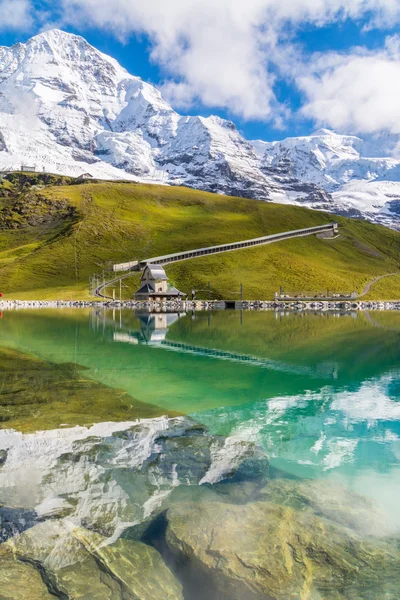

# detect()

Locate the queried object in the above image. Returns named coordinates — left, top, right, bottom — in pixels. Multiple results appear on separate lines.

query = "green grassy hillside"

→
left=0, top=175, right=399, bottom=300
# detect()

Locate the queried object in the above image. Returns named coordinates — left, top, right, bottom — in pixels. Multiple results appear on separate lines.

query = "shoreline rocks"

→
left=0, top=299, right=399, bottom=311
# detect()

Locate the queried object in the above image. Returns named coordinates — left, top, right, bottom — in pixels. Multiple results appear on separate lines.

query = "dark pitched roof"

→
left=135, top=283, right=155, bottom=295
left=134, top=284, right=187, bottom=298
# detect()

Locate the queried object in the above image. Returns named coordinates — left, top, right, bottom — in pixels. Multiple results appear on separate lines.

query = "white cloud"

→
left=0, top=0, right=397, bottom=130
left=58, top=0, right=281, bottom=121
left=0, top=0, right=32, bottom=30
left=56, top=0, right=400, bottom=122
left=299, top=35, right=400, bottom=135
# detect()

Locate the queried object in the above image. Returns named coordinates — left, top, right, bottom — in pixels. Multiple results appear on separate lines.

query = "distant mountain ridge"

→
left=0, top=29, right=398, bottom=230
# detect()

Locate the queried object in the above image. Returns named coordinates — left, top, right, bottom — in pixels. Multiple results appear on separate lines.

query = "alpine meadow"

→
left=1, top=173, right=400, bottom=301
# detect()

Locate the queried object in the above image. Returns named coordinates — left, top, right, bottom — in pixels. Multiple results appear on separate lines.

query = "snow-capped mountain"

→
left=0, top=29, right=280, bottom=200
left=259, top=129, right=400, bottom=227
left=0, top=29, right=398, bottom=230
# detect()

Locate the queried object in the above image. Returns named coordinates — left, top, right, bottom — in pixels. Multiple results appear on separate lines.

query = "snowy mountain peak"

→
left=311, top=128, right=336, bottom=137
left=0, top=28, right=123, bottom=81
left=310, top=128, right=360, bottom=140
left=24, top=28, right=92, bottom=51
left=28, top=27, right=85, bottom=42
left=0, top=30, right=398, bottom=230
left=17, top=28, right=128, bottom=75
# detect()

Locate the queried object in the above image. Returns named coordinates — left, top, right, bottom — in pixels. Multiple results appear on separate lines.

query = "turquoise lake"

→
left=0, top=309, right=400, bottom=599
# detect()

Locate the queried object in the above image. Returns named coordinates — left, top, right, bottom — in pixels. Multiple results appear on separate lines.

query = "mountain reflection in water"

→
left=0, top=308, right=399, bottom=599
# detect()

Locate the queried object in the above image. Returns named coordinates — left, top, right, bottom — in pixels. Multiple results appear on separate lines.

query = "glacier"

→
left=0, top=29, right=398, bottom=230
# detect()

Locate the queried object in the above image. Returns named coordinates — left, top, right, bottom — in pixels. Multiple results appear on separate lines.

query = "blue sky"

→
left=1, top=0, right=400, bottom=141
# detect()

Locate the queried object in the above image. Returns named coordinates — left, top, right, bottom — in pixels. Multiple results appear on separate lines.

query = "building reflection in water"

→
left=109, top=309, right=339, bottom=378
left=114, top=311, right=184, bottom=345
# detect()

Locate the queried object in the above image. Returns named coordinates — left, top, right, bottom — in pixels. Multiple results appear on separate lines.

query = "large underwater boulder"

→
left=258, top=478, right=389, bottom=537
left=4, top=520, right=183, bottom=600
left=44, top=417, right=268, bottom=537
left=165, top=500, right=400, bottom=600
left=0, top=545, right=53, bottom=599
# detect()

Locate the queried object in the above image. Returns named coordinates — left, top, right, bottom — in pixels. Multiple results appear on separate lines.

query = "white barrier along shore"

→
left=1, top=299, right=399, bottom=312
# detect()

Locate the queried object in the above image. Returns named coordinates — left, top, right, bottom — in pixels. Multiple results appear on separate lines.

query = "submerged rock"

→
left=0, top=448, right=7, bottom=466
left=5, top=519, right=183, bottom=600
left=2, top=414, right=269, bottom=546
left=258, top=478, right=388, bottom=536
left=0, top=545, right=53, bottom=599
left=42, top=417, right=268, bottom=537
left=124, top=478, right=261, bottom=543
left=165, top=500, right=400, bottom=600
left=0, top=505, right=37, bottom=543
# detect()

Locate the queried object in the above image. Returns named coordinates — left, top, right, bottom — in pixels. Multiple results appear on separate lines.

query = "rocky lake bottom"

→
left=0, top=309, right=400, bottom=599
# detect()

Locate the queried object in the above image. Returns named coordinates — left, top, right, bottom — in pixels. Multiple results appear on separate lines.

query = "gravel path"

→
left=357, top=273, right=400, bottom=298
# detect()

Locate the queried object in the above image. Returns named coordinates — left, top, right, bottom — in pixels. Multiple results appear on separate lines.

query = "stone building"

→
left=134, top=264, right=186, bottom=301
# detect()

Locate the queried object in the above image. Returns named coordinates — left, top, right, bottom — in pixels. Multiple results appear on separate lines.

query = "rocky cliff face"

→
left=0, top=29, right=398, bottom=229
